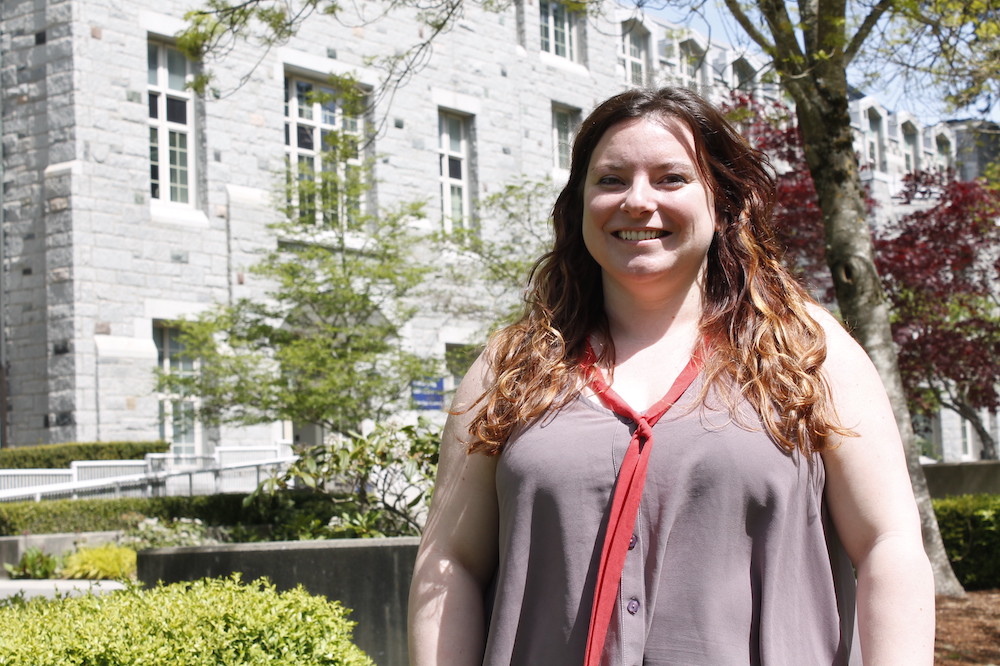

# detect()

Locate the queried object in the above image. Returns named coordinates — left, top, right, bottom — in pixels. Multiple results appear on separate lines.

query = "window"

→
left=154, top=325, right=199, bottom=457
left=936, top=134, right=952, bottom=169
left=902, top=122, right=919, bottom=173
left=620, top=22, right=647, bottom=86
left=679, top=40, right=706, bottom=92
left=148, top=42, right=194, bottom=205
left=284, top=77, right=364, bottom=229
left=540, top=0, right=577, bottom=60
left=552, top=105, right=578, bottom=171
left=867, top=108, right=885, bottom=171
left=732, top=58, right=756, bottom=94
left=439, top=111, right=473, bottom=231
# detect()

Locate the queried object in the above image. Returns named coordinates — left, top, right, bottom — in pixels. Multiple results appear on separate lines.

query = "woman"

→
left=408, top=87, right=933, bottom=665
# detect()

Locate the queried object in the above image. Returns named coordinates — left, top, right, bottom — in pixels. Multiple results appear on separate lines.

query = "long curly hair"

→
left=467, top=87, right=851, bottom=455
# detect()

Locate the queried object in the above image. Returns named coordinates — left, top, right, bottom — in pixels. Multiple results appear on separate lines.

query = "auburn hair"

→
left=467, top=87, right=851, bottom=455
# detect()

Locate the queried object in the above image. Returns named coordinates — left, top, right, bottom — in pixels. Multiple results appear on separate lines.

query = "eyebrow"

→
left=589, top=160, right=697, bottom=173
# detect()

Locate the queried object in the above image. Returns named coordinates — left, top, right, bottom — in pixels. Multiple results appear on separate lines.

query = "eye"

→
left=596, top=174, right=625, bottom=186
left=661, top=173, right=689, bottom=185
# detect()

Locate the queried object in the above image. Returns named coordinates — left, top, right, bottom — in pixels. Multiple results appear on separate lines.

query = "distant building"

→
left=0, top=0, right=992, bottom=459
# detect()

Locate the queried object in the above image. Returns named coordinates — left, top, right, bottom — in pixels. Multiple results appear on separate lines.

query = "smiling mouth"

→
left=615, top=229, right=668, bottom=241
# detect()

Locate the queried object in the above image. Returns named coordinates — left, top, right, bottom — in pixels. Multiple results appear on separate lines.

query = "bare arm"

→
left=816, top=309, right=935, bottom=664
left=408, top=353, right=499, bottom=665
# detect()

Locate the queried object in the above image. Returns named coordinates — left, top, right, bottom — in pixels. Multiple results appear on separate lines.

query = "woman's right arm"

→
left=408, top=353, right=500, bottom=665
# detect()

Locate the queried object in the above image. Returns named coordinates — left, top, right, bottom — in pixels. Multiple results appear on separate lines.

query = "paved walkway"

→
left=0, top=579, right=125, bottom=600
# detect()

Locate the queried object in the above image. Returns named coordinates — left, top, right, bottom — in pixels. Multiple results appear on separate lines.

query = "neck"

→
left=600, top=276, right=704, bottom=356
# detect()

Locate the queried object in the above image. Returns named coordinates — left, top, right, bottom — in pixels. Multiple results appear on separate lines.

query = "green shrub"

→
left=933, top=494, right=1000, bottom=590
left=0, top=494, right=251, bottom=536
left=0, top=440, right=169, bottom=469
left=119, top=516, right=224, bottom=550
left=0, top=575, right=373, bottom=665
left=3, top=547, right=61, bottom=580
left=60, top=543, right=137, bottom=580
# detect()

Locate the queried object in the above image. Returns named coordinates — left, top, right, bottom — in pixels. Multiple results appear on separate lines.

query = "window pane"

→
left=166, top=96, right=187, bottom=124
left=166, top=48, right=187, bottom=91
left=168, top=131, right=189, bottom=204
left=448, top=156, right=462, bottom=180
left=149, top=127, right=160, bottom=199
left=147, top=44, right=158, bottom=85
left=148, top=92, right=159, bottom=119
left=450, top=184, right=464, bottom=221
left=297, top=125, right=314, bottom=150
left=296, top=81, right=313, bottom=120
left=320, top=87, right=337, bottom=125
left=448, top=117, right=462, bottom=152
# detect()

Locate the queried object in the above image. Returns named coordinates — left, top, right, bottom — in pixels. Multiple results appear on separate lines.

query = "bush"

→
left=3, top=547, right=61, bottom=580
left=933, top=494, right=1000, bottom=590
left=119, top=516, right=224, bottom=550
left=0, top=576, right=373, bottom=665
left=0, top=440, right=169, bottom=469
left=60, top=543, right=137, bottom=580
left=0, top=494, right=251, bottom=536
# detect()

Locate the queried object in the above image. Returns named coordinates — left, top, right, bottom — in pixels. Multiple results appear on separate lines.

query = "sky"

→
left=641, top=0, right=998, bottom=125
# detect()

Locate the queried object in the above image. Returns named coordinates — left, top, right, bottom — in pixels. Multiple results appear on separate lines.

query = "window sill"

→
left=538, top=51, right=589, bottom=77
left=150, top=200, right=210, bottom=227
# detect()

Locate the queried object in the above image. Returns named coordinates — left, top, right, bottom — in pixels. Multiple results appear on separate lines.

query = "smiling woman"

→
left=408, top=87, right=934, bottom=666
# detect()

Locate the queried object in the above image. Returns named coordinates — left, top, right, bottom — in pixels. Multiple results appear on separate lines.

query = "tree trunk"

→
left=792, top=86, right=966, bottom=597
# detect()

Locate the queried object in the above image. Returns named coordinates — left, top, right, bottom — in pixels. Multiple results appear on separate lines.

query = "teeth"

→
left=617, top=230, right=665, bottom=241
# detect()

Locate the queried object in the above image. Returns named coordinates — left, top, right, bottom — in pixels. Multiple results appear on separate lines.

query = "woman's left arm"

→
left=816, top=309, right=935, bottom=665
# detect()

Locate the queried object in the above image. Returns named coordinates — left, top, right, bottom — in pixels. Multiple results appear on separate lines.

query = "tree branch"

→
left=845, top=0, right=894, bottom=64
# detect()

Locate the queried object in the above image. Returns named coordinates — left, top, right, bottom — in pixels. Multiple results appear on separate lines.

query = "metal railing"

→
left=0, top=457, right=297, bottom=503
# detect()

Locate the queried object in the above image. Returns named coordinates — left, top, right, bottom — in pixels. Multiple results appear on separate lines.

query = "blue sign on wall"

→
left=411, top=378, right=445, bottom=410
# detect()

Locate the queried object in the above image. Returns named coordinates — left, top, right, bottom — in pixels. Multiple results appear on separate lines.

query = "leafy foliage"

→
left=60, top=544, right=138, bottom=581
left=933, top=494, right=1000, bottom=590
left=0, top=575, right=373, bottom=665
left=874, top=170, right=1000, bottom=458
left=0, top=441, right=169, bottom=469
left=119, top=516, right=226, bottom=550
left=157, top=86, right=437, bottom=435
left=255, top=418, right=440, bottom=537
left=435, top=176, right=557, bottom=331
left=3, top=547, right=61, bottom=580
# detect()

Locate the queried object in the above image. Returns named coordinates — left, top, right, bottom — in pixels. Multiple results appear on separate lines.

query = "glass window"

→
left=439, top=111, right=473, bottom=231
left=540, top=0, right=577, bottom=61
left=620, top=23, right=646, bottom=86
left=148, top=42, right=194, bottom=205
left=283, top=76, right=366, bottom=229
left=552, top=105, right=578, bottom=171
left=154, top=325, right=199, bottom=457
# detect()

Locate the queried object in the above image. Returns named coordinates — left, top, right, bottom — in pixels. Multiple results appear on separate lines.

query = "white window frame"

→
left=439, top=111, right=472, bottom=232
left=284, top=76, right=365, bottom=229
left=679, top=40, right=706, bottom=92
left=540, top=0, right=578, bottom=61
left=154, top=325, right=201, bottom=458
left=620, top=23, right=647, bottom=86
left=148, top=42, right=195, bottom=206
left=552, top=105, right=578, bottom=171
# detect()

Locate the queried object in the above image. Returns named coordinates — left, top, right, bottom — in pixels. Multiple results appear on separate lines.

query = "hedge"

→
left=932, top=494, right=1000, bottom=591
left=0, top=441, right=169, bottom=469
left=0, top=492, right=339, bottom=537
left=0, top=575, right=373, bottom=665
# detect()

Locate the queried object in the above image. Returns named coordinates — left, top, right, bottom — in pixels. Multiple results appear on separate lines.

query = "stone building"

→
left=0, top=0, right=991, bottom=459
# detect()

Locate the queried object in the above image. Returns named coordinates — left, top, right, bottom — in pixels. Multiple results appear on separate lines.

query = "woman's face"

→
left=581, top=115, right=717, bottom=300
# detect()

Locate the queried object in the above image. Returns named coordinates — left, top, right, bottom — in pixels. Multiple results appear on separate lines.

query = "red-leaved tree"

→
left=726, top=95, right=1000, bottom=459
left=875, top=172, right=1000, bottom=459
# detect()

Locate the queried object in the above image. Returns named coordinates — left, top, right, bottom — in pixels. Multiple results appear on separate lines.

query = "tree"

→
left=874, top=171, right=1000, bottom=460
left=434, top=177, right=557, bottom=331
left=157, top=87, right=438, bottom=436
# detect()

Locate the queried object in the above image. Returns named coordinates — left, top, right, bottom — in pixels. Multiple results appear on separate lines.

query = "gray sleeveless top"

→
left=483, top=377, right=859, bottom=665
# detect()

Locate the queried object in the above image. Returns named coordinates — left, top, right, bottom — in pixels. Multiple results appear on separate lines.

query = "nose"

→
left=620, top=178, right=656, bottom=216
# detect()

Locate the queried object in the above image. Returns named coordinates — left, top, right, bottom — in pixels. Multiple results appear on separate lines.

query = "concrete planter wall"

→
left=137, top=536, right=420, bottom=666
left=923, top=461, right=1000, bottom=498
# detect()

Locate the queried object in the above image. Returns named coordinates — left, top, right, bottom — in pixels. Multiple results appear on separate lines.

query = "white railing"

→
left=0, top=457, right=297, bottom=503
left=0, top=469, right=73, bottom=491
